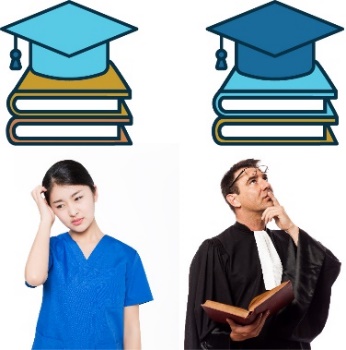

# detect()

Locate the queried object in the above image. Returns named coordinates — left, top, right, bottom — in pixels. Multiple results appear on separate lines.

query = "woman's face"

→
left=49, top=184, right=97, bottom=234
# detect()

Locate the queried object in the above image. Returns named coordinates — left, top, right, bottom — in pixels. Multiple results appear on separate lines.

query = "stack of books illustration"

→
left=207, top=1, right=343, bottom=145
left=1, top=1, right=137, bottom=145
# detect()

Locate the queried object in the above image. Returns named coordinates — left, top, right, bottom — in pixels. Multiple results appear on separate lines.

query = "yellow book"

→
left=7, top=118, right=132, bottom=145
left=7, top=61, right=131, bottom=118
left=6, top=61, right=133, bottom=145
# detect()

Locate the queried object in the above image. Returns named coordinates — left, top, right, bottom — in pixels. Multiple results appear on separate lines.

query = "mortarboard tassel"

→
left=10, top=36, right=22, bottom=70
left=215, top=37, right=227, bottom=70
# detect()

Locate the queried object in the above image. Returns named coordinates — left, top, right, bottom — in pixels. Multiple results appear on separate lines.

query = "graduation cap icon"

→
left=1, top=0, right=137, bottom=79
left=1, top=1, right=138, bottom=146
left=207, top=1, right=343, bottom=79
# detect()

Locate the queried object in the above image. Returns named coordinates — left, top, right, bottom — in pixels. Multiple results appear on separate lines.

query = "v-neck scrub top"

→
left=29, top=233, right=153, bottom=349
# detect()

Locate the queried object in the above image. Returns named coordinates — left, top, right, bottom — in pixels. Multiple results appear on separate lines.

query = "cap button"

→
left=10, top=48, right=22, bottom=70
left=215, top=48, right=227, bottom=70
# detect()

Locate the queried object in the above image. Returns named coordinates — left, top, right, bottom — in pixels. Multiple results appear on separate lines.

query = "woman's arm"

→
left=24, top=185, right=55, bottom=287
left=124, top=305, right=141, bottom=350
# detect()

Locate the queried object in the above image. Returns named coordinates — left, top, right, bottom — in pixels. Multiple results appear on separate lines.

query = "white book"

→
left=15, top=99, right=119, bottom=111
left=221, top=99, right=323, bottom=111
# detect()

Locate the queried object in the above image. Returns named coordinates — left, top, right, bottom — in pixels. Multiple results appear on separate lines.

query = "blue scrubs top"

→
left=29, top=233, right=153, bottom=349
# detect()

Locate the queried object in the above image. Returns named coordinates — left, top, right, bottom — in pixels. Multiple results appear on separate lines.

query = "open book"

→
left=201, top=280, right=294, bottom=326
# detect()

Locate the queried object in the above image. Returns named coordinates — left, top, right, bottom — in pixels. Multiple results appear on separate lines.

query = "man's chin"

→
left=262, top=200, right=274, bottom=209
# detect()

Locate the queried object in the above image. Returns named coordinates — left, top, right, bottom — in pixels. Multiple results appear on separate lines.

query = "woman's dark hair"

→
left=42, top=160, right=95, bottom=203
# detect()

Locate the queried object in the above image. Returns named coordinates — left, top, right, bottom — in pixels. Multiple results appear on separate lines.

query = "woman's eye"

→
left=75, top=196, right=83, bottom=201
left=56, top=204, right=64, bottom=209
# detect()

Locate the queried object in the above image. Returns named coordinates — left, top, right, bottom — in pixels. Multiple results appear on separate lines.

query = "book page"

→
left=248, top=281, right=291, bottom=311
left=203, top=300, right=250, bottom=319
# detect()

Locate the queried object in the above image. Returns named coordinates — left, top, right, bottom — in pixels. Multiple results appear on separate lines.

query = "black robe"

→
left=184, top=222, right=341, bottom=349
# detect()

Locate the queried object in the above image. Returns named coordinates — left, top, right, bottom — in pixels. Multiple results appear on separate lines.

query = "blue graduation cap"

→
left=206, top=1, right=343, bottom=79
left=1, top=0, right=137, bottom=79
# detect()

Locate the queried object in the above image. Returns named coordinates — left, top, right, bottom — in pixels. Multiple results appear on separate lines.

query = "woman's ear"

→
left=226, top=193, right=241, bottom=209
left=93, top=185, right=98, bottom=202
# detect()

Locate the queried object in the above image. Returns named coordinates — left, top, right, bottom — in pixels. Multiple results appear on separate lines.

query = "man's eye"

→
left=250, top=179, right=257, bottom=184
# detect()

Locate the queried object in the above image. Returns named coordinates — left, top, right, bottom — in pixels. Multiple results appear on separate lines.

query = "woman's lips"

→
left=72, top=218, right=83, bottom=226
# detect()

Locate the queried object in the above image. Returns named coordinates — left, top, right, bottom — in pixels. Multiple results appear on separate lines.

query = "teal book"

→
left=211, top=101, right=339, bottom=146
left=213, top=61, right=337, bottom=116
left=212, top=101, right=338, bottom=125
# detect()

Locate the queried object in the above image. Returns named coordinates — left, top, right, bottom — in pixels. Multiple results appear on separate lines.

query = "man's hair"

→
left=220, top=158, right=260, bottom=211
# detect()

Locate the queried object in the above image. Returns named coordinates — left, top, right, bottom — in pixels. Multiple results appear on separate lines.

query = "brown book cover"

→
left=11, top=61, right=130, bottom=96
left=201, top=280, right=294, bottom=326
left=5, top=61, right=134, bottom=145
left=7, top=61, right=131, bottom=118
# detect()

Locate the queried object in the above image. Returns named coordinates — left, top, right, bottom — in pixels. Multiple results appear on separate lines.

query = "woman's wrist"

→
left=38, top=219, right=53, bottom=231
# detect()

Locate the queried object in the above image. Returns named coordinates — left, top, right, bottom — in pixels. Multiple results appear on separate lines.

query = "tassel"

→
left=10, top=37, right=22, bottom=70
left=215, top=37, right=227, bottom=70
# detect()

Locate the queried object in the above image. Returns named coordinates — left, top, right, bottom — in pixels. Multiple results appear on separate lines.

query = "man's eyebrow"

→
left=52, top=190, right=82, bottom=204
left=246, top=174, right=257, bottom=184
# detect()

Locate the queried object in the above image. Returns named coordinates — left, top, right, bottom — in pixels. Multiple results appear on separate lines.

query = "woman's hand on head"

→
left=31, top=185, right=55, bottom=226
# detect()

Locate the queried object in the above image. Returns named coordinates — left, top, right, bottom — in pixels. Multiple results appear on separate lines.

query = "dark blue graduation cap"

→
left=1, top=0, right=137, bottom=79
left=206, top=1, right=343, bottom=79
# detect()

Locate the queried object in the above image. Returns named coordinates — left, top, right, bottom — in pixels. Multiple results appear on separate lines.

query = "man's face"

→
left=232, top=166, right=274, bottom=213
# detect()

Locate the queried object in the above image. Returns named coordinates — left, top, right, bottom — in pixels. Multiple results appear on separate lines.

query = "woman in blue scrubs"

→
left=25, top=160, right=153, bottom=349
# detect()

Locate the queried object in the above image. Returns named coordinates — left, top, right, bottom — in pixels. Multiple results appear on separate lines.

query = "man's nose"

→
left=259, top=177, right=270, bottom=189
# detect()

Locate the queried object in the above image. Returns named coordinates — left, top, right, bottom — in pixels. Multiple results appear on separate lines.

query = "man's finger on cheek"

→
left=262, top=213, right=272, bottom=225
left=261, top=207, right=275, bottom=219
left=261, top=209, right=269, bottom=221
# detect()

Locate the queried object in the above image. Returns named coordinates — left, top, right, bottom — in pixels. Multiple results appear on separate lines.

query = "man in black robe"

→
left=184, top=159, right=341, bottom=349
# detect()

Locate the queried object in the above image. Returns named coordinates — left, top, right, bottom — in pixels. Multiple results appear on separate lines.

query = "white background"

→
left=0, top=0, right=345, bottom=349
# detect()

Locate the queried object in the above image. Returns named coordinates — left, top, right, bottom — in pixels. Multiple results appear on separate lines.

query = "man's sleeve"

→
left=184, top=239, right=233, bottom=350
left=275, top=229, right=341, bottom=342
